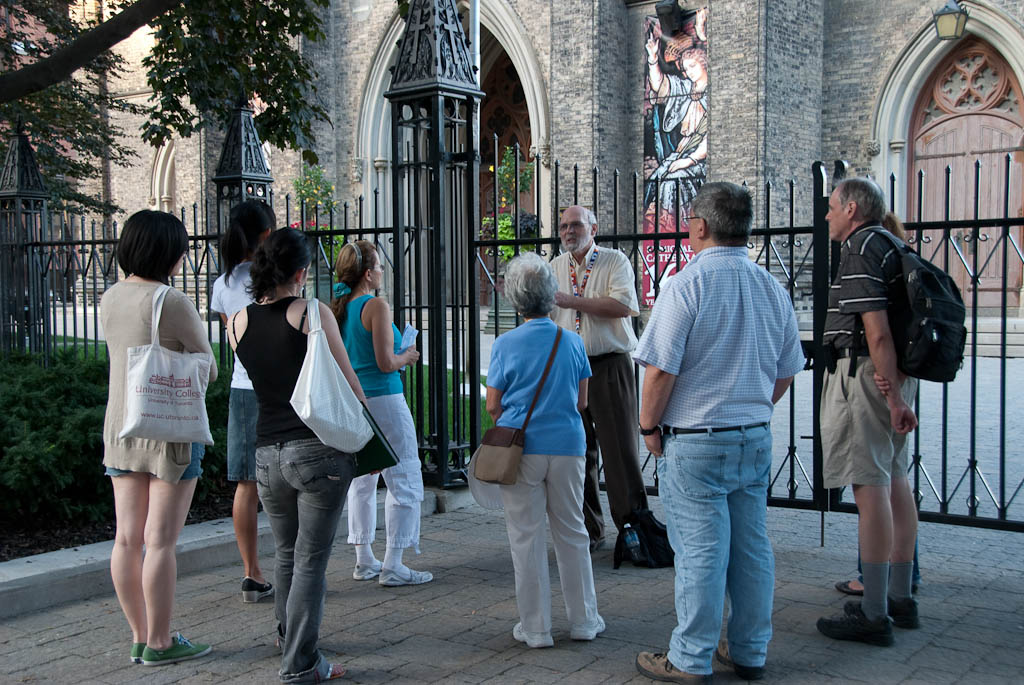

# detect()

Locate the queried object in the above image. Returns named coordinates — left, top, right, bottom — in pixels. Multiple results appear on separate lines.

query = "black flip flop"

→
left=834, top=580, right=864, bottom=596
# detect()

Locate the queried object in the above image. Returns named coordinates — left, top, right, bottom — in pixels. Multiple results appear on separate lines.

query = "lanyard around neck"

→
left=569, top=247, right=599, bottom=333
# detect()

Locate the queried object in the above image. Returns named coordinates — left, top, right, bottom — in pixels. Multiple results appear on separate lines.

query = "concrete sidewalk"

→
left=2, top=496, right=1023, bottom=684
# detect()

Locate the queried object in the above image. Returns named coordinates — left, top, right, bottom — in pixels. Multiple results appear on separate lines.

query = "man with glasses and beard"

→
left=550, top=205, right=648, bottom=554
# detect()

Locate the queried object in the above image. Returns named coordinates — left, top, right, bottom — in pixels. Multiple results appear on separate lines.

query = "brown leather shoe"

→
left=635, top=652, right=711, bottom=683
left=715, top=639, right=765, bottom=680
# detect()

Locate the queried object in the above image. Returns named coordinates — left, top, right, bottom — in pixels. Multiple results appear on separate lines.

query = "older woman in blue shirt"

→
left=487, top=252, right=604, bottom=648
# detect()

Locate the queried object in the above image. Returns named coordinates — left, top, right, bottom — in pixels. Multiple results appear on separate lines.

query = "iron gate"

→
left=2, top=155, right=1023, bottom=530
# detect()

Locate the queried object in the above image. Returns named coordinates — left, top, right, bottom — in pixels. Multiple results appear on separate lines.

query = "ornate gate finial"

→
left=0, top=125, right=48, bottom=200
left=387, top=0, right=482, bottom=99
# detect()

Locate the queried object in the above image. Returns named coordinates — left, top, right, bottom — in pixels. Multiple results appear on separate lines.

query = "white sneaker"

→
left=570, top=615, right=606, bottom=641
left=378, top=566, right=433, bottom=586
left=512, top=622, right=554, bottom=648
left=353, top=560, right=383, bottom=581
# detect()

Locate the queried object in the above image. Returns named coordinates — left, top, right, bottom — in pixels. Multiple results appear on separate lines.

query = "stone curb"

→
left=0, top=486, right=472, bottom=619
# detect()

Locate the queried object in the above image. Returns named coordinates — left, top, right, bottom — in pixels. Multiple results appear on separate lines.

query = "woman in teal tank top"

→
left=330, top=240, right=433, bottom=586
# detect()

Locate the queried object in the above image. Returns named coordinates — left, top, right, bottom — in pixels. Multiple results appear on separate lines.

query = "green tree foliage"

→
left=0, top=1, right=146, bottom=213
left=140, top=0, right=330, bottom=158
left=0, top=0, right=338, bottom=213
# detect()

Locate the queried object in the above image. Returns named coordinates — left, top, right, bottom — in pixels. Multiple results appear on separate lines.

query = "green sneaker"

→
left=141, top=632, right=212, bottom=666
left=130, top=642, right=145, bottom=664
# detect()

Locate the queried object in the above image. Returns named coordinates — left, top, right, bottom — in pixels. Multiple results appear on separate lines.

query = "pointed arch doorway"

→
left=908, top=37, right=1024, bottom=311
left=355, top=1, right=548, bottom=231
left=480, top=28, right=533, bottom=217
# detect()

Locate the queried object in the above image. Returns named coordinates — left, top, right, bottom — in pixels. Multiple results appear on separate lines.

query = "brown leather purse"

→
left=472, top=327, right=563, bottom=485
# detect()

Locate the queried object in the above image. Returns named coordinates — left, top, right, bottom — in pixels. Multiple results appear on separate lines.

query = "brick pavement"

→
left=2, top=496, right=1023, bottom=684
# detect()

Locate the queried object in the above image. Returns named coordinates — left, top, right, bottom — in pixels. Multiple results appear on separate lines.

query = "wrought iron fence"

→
left=1, top=153, right=1022, bottom=531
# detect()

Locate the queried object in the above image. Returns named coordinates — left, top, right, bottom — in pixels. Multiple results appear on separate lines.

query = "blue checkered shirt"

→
left=633, top=246, right=805, bottom=429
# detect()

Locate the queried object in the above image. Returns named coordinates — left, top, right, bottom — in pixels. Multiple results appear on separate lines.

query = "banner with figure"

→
left=642, top=7, right=708, bottom=304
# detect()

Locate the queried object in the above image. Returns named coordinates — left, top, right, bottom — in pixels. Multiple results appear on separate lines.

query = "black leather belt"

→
left=835, top=347, right=868, bottom=359
left=662, top=421, right=769, bottom=435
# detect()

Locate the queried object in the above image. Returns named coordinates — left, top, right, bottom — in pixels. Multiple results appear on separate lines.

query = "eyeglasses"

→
left=559, top=221, right=588, bottom=233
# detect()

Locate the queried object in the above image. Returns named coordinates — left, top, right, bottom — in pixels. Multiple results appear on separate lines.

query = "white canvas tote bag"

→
left=289, top=298, right=373, bottom=453
left=118, top=285, right=214, bottom=445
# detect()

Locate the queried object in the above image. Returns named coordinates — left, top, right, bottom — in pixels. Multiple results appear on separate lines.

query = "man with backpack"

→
left=632, top=182, right=804, bottom=683
left=816, top=177, right=921, bottom=647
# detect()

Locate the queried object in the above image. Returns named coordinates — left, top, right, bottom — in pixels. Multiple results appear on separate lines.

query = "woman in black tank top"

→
left=227, top=228, right=365, bottom=683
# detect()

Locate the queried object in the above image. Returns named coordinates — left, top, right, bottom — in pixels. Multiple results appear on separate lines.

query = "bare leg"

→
left=889, top=477, right=917, bottom=564
left=142, top=476, right=197, bottom=650
left=852, top=484, right=892, bottom=563
left=110, top=473, right=151, bottom=644
left=233, top=480, right=265, bottom=582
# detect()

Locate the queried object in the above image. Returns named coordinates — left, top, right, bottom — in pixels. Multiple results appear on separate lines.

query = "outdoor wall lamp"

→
left=933, top=0, right=969, bottom=40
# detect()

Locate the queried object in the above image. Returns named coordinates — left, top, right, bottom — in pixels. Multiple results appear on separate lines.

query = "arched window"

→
left=149, top=141, right=176, bottom=212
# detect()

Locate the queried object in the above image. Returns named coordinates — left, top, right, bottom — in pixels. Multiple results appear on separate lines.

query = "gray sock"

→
left=889, top=561, right=913, bottom=600
left=861, top=561, right=889, bottom=621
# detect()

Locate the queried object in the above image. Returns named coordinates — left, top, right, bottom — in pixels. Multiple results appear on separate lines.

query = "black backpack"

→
left=867, top=228, right=967, bottom=383
left=613, top=508, right=674, bottom=569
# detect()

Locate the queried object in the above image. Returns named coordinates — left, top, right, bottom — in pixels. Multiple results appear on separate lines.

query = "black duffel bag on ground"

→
left=613, top=507, right=674, bottom=569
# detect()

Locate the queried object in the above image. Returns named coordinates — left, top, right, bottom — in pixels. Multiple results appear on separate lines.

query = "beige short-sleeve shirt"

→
left=550, top=242, right=639, bottom=356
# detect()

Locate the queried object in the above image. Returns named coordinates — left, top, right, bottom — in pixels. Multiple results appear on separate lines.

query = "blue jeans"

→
left=227, top=388, right=259, bottom=481
left=255, top=438, right=355, bottom=683
left=104, top=442, right=204, bottom=480
left=657, top=425, right=774, bottom=675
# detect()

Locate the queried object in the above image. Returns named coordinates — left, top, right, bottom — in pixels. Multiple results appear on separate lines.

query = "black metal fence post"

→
left=811, top=161, right=830, bottom=529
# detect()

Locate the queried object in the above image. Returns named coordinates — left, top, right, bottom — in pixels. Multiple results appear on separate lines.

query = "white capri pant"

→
left=346, top=393, right=424, bottom=551
left=500, top=453, right=601, bottom=640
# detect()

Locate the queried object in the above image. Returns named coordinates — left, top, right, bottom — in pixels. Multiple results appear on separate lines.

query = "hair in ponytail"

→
left=222, top=200, right=275, bottom=284
left=882, top=211, right=907, bottom=241
left=330, top=240, right=377, bottom=326
left=247, top=228, right=312, bottom=302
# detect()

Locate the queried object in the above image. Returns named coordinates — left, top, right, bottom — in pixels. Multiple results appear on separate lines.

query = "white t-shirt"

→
left=210, top=261, right=255, bottom=389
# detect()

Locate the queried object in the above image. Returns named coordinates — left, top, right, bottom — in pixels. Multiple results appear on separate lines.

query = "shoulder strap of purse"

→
left=150, top=285, right=170, bottom=348
left=520, top=327, right=562, bottom=433
left=303, top=298, right=318, bottom=333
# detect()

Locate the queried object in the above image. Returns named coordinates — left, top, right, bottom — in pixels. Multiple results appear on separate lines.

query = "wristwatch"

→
left=639, top=425, right=660, bottom=436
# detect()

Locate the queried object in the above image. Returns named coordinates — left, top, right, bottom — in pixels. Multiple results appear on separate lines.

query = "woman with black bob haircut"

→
left=228, top=227, right=366, bottom=683
left=116, top=209, right=190, bottom=282
left=102, top=210, right=216, bottom=666
left=210, top=200, right=275, bottom=604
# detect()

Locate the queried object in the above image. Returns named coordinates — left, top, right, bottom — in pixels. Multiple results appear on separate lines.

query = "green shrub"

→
left=0, top=351, right=231, bottom=525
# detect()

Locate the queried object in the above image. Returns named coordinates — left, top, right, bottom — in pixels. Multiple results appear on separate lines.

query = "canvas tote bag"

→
left=119, top=285, right=214, bottom=444
left=472, top=327, right=562, bottom=485
left=290, top=298, right=373, bottom=453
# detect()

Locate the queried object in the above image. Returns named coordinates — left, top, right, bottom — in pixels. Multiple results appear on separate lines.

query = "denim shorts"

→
left=227, top=387, right=259, bottom=482
left=105, top=442, right=205, bottom=480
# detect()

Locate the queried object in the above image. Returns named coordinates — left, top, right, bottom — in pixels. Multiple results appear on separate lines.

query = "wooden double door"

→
left=909, top=38, right=1024, bottom=311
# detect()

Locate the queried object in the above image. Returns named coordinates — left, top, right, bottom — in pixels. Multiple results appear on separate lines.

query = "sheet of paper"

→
left=398, top=323, right=418, bottom=354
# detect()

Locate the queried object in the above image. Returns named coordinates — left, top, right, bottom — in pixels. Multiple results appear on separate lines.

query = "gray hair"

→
left=503, top=252, right=557, bottom=318
left=579, top=207, right=597, bottom=226
left=690, top=182, right=753, bottom=244
left=837, top=177, right=886, bottom=224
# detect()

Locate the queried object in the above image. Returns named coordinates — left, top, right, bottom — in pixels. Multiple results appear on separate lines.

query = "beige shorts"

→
left=820, top=356, right=918, bottom=489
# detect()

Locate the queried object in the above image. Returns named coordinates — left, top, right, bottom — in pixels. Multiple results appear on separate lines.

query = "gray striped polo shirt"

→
left=823, top=224, right=903, bottom=350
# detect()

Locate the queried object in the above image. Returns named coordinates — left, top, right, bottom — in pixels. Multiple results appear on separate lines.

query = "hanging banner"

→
left=642, top=7, right=708, bottom=304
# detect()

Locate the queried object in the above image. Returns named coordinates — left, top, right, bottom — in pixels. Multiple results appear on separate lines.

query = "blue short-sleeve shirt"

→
left=487, top=318, right=592, bottom=456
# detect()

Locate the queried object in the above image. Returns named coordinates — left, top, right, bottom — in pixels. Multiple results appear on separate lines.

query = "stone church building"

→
left=94, top=0, right=1023, bottom=307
